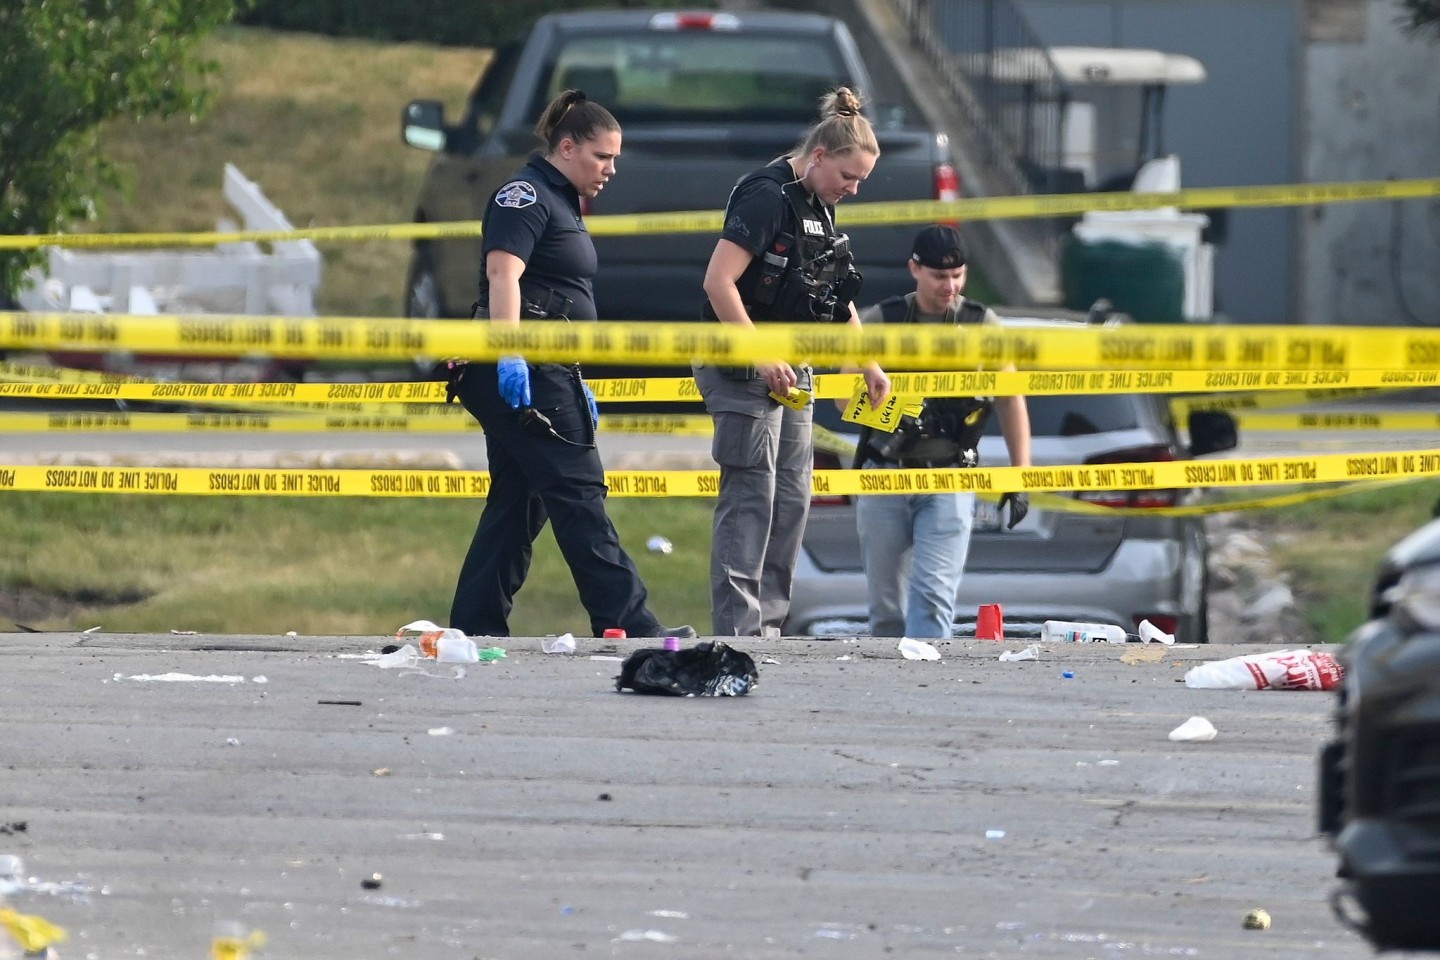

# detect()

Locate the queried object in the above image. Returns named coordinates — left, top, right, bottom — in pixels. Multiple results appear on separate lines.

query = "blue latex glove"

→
left=581, top=381, right=599, bottom=427
left=496, top=356, right=531, bottom=410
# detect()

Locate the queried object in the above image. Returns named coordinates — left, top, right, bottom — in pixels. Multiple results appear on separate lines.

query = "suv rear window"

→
left=539, top=31, right=846, bottom=125
left=982, top=395, right=1141, bottom=437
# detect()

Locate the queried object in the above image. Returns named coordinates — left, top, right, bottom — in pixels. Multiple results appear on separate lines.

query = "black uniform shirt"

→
left=715, top=157, right=833, bottom=319
left=719, top=157, right=833, bottom=256
left=479, top=155, right=598, bottom=320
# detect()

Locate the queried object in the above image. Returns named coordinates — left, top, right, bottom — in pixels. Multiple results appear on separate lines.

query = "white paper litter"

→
left=1168, top=716, right=1218, bottom=742
left=999, top=645, right=1041, bottom=662
left=898, top=637, right=941, bottom=661
left=1138, top=619, right=1177, bottom=645
left=542, top=633, right=577, bottom=654
left=115, top=673, right=246, bottom=683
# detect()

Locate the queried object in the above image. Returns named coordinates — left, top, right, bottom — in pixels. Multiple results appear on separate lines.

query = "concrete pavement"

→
left=0, top=632, right=1371, bottom=958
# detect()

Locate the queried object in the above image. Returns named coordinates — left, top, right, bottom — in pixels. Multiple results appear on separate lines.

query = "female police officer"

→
left=449, top=89, right=693, bottom=641
left=696, top=86, right=891, bottom=638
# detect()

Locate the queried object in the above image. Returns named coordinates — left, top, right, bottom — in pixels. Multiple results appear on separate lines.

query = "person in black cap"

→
left=851, top=224, right=1032, bottom=638
left=447, top=88, right=695, bottom=641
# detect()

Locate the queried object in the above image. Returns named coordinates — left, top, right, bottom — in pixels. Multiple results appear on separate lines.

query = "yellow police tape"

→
left=0, top=366, right=1418, bottom=404
left=1, top=177, right=1436, bottom=250
left=2, top=449, right=1436, bottom=498
left=4, top=314, right=1440, bottom=371
left=5, top=405, right=1423, bottom=439
left=1023, top=477, right=1438, bottom=518
left=1168, top=387, right=1385, bottom=416
left=1234, top=411, right=1440, bottom=432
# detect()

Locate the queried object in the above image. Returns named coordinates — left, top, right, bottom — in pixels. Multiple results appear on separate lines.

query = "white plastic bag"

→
left=1184, top=649, right=1343, bottom=691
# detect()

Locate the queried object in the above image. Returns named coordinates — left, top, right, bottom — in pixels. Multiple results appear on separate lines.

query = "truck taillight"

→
left=650, top=12, right=740, bottom=30
left=1076, top=444, right=1180, bottom=508
left=811, top=450, right=850, bottom=507
left=934, top=162, right=960, bottom=202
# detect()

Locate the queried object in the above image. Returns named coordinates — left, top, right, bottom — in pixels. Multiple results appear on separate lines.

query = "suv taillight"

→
left=934, top=162, right=960, bottom=202
left=1077, top=444, right=1179, bottom=508
left=811, top=450, right=850, bottom=507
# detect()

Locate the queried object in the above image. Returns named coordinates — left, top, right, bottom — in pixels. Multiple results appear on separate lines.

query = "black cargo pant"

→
left=449, top=361, right=663, bottom=638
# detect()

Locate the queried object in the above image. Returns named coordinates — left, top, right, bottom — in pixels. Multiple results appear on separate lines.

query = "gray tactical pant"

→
left=695, top=364, right=814, bottom=638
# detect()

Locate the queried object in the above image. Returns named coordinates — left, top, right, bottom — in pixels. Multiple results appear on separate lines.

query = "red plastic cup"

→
left=602, top=628, right=626, bottom=639
left=976, top=603, right=1004, bottom=641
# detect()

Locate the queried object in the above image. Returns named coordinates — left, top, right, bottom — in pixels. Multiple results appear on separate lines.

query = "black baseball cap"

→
left=910, top=225, right=968, bottom=269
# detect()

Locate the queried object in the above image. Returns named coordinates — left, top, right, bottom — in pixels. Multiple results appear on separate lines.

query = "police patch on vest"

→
left=495, top=181, right=538, bottom=209
left=801, top=219, right=825, bottom=237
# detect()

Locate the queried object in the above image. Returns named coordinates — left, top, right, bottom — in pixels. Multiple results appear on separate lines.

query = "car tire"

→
left=404, top=245, right=447, bottom=319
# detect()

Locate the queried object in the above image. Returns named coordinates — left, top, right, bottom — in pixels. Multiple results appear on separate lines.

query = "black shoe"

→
left=653, top=624, right=698, bottom=641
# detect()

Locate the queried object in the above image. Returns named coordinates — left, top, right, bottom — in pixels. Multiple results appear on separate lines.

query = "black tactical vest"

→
left=855, top=294, right=995, bottom=468
left=733, top=163, right=860, bottom=323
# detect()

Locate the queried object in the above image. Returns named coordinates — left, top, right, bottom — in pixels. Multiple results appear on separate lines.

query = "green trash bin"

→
left=1061, top=235, right=1186, bottom=324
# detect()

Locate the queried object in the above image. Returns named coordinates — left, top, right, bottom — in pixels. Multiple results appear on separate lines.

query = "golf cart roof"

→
left=986, top=46, right=1207, bottom=86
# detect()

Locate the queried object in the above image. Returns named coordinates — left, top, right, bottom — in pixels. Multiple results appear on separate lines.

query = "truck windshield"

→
left=538, top=31, right=847, bottom=125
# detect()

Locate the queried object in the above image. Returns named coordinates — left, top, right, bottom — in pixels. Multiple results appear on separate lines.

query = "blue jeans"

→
left=855, top=490, right=976, bottom=638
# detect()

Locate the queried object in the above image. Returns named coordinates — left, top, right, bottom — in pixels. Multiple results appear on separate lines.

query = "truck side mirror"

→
left=1187, top=409, right=1238, bottom=457
left=402, top=99, right=447, bottom=152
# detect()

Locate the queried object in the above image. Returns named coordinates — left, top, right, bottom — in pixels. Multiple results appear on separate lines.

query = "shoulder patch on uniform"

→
left=495, top=180, right=538, bottom=209
left=724, top=214, right=751, bottom=238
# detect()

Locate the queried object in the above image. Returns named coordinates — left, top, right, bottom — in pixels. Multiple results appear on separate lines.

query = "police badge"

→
left=495, top=180, right=538, bottom=208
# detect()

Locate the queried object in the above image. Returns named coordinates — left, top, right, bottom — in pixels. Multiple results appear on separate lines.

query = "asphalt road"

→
left=0, top=632, right=1383, bottom=959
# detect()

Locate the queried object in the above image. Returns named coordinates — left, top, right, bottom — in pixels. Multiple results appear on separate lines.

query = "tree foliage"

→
left=1397, top=0, right=1440, bottom=39
left=0, top=0, right=244, bottom=298
left=237, top=0, right=691, bottom=47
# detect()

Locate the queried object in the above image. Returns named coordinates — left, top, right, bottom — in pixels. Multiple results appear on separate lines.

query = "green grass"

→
left=1233, top=479, right=1440, bottom=643
left=91, top=27, right=487, bottom=318
left=0, top=494, right=714, bottom=636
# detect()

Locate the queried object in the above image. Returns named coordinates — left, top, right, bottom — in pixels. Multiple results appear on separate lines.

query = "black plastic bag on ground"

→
left=615, top=641, right=759, bottom=697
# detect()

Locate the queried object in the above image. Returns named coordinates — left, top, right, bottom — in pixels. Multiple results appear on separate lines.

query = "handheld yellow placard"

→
left=767, top=387, right=812, bottom=411
left=0, top=907, right=68, bottom=952
left=842, top=385, right=922, bottom=432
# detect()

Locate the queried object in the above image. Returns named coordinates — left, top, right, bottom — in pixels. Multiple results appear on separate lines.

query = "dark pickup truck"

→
left=399, top=8, right=957, bottom=324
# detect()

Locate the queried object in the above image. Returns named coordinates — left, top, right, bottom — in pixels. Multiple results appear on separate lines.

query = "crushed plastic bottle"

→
left=394, top=619, right=469, bottom=659
left=1041, top=620, right=1128, bottom=644
left=647, top=535, right=674, bottom=555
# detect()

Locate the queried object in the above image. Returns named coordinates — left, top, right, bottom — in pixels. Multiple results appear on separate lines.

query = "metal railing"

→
left=890, top=0, right=1071, bottom=197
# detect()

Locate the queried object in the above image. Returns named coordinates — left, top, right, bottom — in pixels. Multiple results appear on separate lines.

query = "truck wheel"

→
left=404, top=246, right=446, bottom=319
